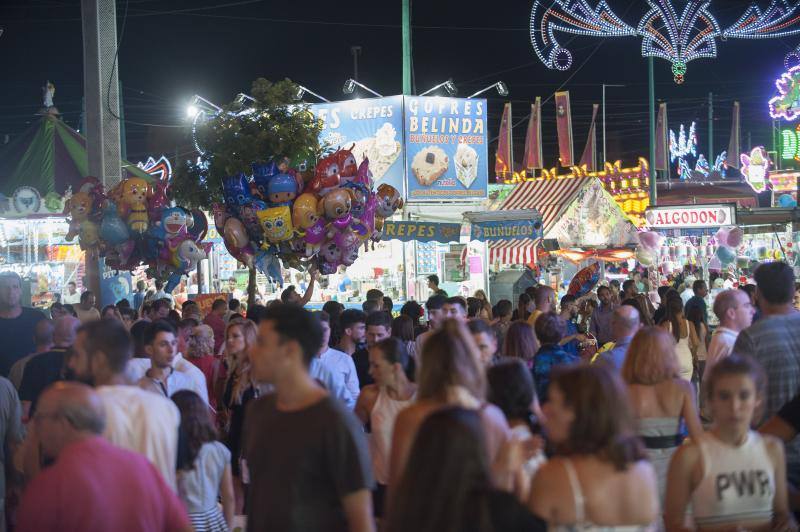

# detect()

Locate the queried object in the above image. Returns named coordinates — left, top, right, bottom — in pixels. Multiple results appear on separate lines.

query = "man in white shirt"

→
left=414, top=294, right=447, bottom=354
left=309, top=311, right=361, bottom=410
left=318, top=311, right=359, bottom=406
left=680, top=276, right=696, bottom=306
left=68, top=319, right=180, bottom=490
left=151, top=279, right=174, bottom=307
left=136, top=320, right=197, bottom=401
left=704, top=289, right=755, bottom=381
left=61, top=281, right=81, bottom=305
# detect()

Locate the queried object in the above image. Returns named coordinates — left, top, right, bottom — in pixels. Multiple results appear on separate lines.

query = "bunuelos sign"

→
left=644, top=204, right=737, bottom=229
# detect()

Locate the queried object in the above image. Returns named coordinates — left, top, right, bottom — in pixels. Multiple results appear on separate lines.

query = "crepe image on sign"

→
left=454, top=143, right=478, bottom=188
left=411, top=146, right=449, bottom=186
left=352, top=123, right=402, bottom=181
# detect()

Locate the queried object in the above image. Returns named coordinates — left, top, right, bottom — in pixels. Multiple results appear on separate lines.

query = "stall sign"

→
left=470, top=219, right=543, bottom=242
left=645, top=204, right=736, bottom=229
left=404, top=96, right=488, bottom=201
left=190, top=293, right=229, bottom=316
left=310, top=97, right=405, bottom=194
left=99, top=258, right=133, bottom=307
left=382, top=221, right=461, bottom=243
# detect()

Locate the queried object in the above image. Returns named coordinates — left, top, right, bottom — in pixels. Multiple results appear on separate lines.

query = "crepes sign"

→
left=310, top=96, right=405, bottom=195
left=404, top=96, right=489, bottom=202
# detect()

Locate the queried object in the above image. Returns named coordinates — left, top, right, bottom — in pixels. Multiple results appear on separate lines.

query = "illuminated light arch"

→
left=531, top=0, right=800, bottom=83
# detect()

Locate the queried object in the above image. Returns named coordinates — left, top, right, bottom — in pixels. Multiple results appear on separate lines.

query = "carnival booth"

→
left=0, top=113, right=155, bottom=307
left=486, top=160, right=647, bottom=297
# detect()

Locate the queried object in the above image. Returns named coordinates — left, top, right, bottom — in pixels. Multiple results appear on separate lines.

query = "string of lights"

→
left=530, top=0, right=800, bottom=84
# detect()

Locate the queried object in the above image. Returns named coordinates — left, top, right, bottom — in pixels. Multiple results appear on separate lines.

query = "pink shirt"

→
left=203, top=313, right=226, bottom=353
left=17, top=436, right=189, bottom=532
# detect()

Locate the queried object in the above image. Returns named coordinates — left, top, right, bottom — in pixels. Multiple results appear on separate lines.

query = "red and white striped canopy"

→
left=487, top=176, right=587, bottom=265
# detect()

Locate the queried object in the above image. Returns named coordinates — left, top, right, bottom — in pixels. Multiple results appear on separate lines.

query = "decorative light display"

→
left=769, top=65, right=800, bottom=121
left=669, top=122, right=698, bottom=178
left=530, top=0, right=800, bottom=83
left=781, top=126, right=800, bottom=160
left=501, top=158, right=651, bottom=224
left=785, top=44, right=800, bottom=69
left=740, top=147, right=771, bottom=193
left=136, top=155, right=173, bottom=182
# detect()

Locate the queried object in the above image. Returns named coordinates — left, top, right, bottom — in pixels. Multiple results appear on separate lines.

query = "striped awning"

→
left=487, top=176, right=587, bottom=264
left=489, top=239, right=539, bottom=265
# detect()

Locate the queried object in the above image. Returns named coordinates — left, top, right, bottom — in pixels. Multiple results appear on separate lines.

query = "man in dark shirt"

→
left=0, top=272, right=47, bottom=377
left=684, top=279, right=709, bottom=324
left=244, top=304, right=374, bottom=532
left=353, top=311, right=392, bottom=388
left=19, top=315, right=81, bottom=417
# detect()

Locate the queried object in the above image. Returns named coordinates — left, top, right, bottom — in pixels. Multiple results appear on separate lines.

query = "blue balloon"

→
left=222, top=173, right=253, bottom=209
left=716, top=245, right=736, bottom=265
left=100, top=201, right=129, bottom=245
left=778, top=194, right=797, bottom=208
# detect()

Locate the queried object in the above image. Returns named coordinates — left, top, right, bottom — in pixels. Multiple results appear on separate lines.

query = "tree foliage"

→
left=171, top=78, right=324, bottom=209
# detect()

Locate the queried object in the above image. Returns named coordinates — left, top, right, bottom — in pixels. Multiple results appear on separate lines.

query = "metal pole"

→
left=350, top=46, right=361, bottom=82
left=602, top=84, right=606, bottom=163
left=708, top=92, right=713, bottom=163
left=648, top=57, right=657, bottom=206
left=602, top=84, right=624, bottom=164
left=402, top=0, right=411, bottom=95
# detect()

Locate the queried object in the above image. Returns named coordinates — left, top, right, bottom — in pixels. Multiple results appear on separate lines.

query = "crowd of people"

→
left=0, top=261, right=799, bottom=531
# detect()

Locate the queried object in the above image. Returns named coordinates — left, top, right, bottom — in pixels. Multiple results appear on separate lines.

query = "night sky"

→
left=0, top=0, right=795, bottom=174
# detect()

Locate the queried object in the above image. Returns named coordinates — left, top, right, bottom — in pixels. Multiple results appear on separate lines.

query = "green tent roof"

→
left=0, top=114, right=152, bottom=197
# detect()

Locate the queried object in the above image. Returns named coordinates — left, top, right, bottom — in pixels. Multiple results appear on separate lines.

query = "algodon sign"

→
left=644, top=204, right=736, bottom=229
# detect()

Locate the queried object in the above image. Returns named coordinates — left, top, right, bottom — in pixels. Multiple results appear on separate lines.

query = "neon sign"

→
left=740, top=147, right=770, bottom=193
left=769, top=65, right=800, bottom=121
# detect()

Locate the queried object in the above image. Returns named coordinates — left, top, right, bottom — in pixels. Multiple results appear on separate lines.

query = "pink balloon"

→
left=727, top=227, right=744, bottom=248
left=708, top=256, right=722, bottom=272
left=637, top=231, right=663, bottom=251
left=714, top=227, right=731, bottom=247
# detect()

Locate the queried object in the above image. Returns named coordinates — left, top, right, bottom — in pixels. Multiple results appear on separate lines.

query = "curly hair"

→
left=188, top=324, right=215, bottom=358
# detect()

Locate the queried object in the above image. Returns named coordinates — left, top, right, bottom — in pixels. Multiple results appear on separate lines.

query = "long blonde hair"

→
left=226, top=319, right=257, bottom=405
left=621, top=326, right=680, bottom=385
left=418, top=319, right=486, bottom=403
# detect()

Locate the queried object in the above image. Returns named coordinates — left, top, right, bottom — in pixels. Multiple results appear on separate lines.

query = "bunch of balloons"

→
left=214, top=145, right=403, bottom=283
left=64, top=175, right=211, bottom=292
left=712, top=226, right=743, bottom=269
left=636, top=230, right=663, bottom=267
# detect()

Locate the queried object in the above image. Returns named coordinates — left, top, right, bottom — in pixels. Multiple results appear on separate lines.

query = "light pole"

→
left=350, top=46, right=362, bottom=81
left=601, top=83, right=624, bottom=163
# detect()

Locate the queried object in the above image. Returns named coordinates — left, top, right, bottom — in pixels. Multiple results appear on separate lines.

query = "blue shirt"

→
left=562, top=319, right=580, bottom=359
left=309, top=357, right=355, bottom=409
left=596, top=336, right=634, bottom=373
left=532, top=345, right=579, bottom=403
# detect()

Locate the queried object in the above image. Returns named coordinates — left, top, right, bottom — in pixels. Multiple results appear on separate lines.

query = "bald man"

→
left=595, top=306, right=641, bottom=372
left=527, top=285, right=555, bottom=328
left=17, top=382, right=190, bottom=532
left=704, top=289, right=755, bottom=381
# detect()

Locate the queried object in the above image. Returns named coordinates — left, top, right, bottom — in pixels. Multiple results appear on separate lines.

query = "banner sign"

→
left=403, top=96, right=489, bottom=201
left=645, top=204, right=737, bottom=229
left=310, top=96, right=405, bottom=194
left=99, top=258, right=133, bottom=307
left=382, top=221, right=461, bottom=242
left=190, top=293, right=229, bottom=317
left=470, top=219, right=543, bottom=242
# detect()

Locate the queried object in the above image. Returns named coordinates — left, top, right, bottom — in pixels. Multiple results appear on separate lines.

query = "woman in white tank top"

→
left=658, top=297, right=694, bottom=382
left=354, top=337, right=416, bottom=516
left=665, top=355, right=794, bottom=531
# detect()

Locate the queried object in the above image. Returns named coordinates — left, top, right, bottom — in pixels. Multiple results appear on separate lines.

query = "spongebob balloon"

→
left=741, top=147, right=770, bottom=193
left=257, top=206, right=294, bottom=245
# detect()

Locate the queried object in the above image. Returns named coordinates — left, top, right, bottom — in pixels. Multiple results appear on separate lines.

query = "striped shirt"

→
left=733, top=312, right=800, bottom=483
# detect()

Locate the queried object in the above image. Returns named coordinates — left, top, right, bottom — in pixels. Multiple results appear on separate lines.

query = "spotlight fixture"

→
left=342, top=79, right=383, bottom=98
left=468, top=81, right=509, bottom=98
left=419, top=79, right=458, bottom=97
left=186, top=95, right=221, bottom=119
left=294, top=85, right=330, bottom=103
